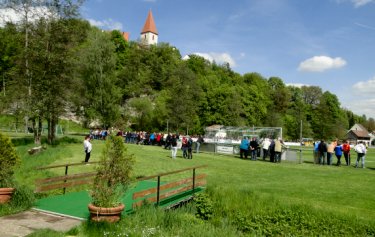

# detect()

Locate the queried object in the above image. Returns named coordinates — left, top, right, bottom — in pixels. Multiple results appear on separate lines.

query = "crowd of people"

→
left=86, top=129, right=369, bottom=168
left=313, top=139, right=367, bottom=168
left=88, top=129, right=204, bottom=160
left=239, top=137, right=287, bottom=163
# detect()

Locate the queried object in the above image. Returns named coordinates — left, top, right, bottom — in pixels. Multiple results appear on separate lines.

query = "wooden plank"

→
left=132, top=187, right=158, bottom=199
left=132, top=178, right=192, bottom=200
left=144, top=185, right=193, bottom=204
left=132, top=173, right=206, bottom=199
left=194, top=180, right=207, bottom=188
left=35, top=172, right=96, bottom=184
left=132, top=174, right=207, bottom=208
left=132, top=185, right=192, bottom=209
left=36, top=179, right=94, bottom=192
left=36, top=161, right=99, bottom=170
left=132, top=179, right=207, bottom=208
left=136, top=165, right=207, bottom=181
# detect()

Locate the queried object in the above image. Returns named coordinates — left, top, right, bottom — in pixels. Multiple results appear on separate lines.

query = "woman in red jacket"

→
left=342, top=140, right=351, bottom=166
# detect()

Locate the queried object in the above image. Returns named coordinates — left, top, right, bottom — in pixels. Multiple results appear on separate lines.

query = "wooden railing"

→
left=132, top=165, right=207, bottom=208
left=35, top=162, right=98, bottom=194
left=35, top=163, right=208, bottom=209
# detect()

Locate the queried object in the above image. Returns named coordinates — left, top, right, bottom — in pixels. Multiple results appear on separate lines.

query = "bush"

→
left=194, top=193, right=214, bottom=220
left=0, top=132, right=21, bottom=187
left=90, top=135, right=135, bottom=207
left=0, top=184, right=35, bottom=216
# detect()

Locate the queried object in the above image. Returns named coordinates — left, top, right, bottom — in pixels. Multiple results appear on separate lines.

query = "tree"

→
left=284, top=86, right=312, bottom=140
left=166, top=63, right=201, bottom=133
left=75, top=27, right=121, bottom=128
left=127, top=97, right=153, bottom=131
left=1, top=0, right=86, bottom=144
left=312, top=91, right=347, bottom=139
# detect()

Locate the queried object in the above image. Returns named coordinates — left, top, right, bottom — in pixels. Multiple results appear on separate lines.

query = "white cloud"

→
left=184, top=52, right=236, bottom=67
left=355, top=22, right=375, bottom=31
left=336, top=0, right=374, bottom=7
left=88, top=18, right=123, bottom=30
left=346, top=97, right=375, bottom=119
left=351, top=0, right=374, bottom=7
left=0, top=6, right=55, bottom=26
left=286, top=83, right=310, bottom=88
left=343, top=76, right=375, bottom=119
left=352, top=77, right=375, bottom=95
left=298, top=56, right=347, bottom=72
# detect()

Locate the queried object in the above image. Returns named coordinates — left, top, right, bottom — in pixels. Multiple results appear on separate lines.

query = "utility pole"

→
left=300, top=120, right=303, bottom=146
left=2, top=73, right=5, bottom=96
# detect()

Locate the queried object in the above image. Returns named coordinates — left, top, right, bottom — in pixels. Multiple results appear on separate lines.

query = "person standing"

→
left=187, top=137, right=193, bottom=159
left=165, top=133, right=171, bottom=150
left=83, top=135, right=92, bottom=163
left=313, top=141, right=320, bottom=164
left=269, top=139, right=276, bottom=162
left=327, top=140, right=337, bottom=165
left=318, top=140, right=327, bottom=165
left=261, top=138, right=271, bottom=160
left=354, top=141, right=367, bottom=168
left=249, top=137, right=259, bottom=161
left=196, top=135, right=204, bottom=153
left=334, top=143, right=343, bottom=166
left=342, top=140, right=351, bottom=166
left=182, top=136, right=188, bottom=158
left=171, top=134, right=178, bottom=159
left=274, top=138, right=283, bottom=163
left=239, top=137, right=249, bottom=159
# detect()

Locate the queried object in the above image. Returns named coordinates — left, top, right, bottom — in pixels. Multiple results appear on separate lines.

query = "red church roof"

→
left=141, top=10, right=158, bottom=35
left=122, top=32, right=129, bottom=41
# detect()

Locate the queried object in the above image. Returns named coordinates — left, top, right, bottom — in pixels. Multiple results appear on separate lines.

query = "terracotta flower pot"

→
left=88, top=203, right=125, bottom=222
left=0, top=188, right=15, bottom=204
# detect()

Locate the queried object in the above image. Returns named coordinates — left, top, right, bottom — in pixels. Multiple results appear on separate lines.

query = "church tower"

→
left=140, top=10, right=158, bottom=45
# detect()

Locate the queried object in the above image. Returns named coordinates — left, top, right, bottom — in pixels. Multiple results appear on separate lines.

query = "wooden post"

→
left=192, top=168, right=196, bottom=193
left=156, top=176, right=161, bottom=205
left=63, top=165, right=68, bottom=194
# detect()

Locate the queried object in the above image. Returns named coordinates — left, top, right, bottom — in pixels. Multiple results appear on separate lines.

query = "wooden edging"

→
left=35, top=161, right=99, bottom=170
left=35, top=172, right=97, bottom=184
left=136, top=165, right=208, bottom=181
left=133, top=173, right=207, bottom=199
left=132, top=180, right=207, bottom=208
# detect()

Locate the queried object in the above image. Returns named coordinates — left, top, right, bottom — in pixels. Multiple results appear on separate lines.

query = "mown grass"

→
left=1, top=133, right=374, bottom=236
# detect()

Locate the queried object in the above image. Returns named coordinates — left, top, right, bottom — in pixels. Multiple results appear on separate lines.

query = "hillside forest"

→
left=1, top=1, right=374, bottom=144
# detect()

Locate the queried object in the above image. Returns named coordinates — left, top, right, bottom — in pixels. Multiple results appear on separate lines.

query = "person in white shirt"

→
left=354, top=141, right=366, bottom=168
left=83, top=135, right=92, bottom=163
left=261, top=138, right=271, bottom=160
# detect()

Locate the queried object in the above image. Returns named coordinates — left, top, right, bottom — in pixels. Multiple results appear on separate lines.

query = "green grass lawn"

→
left=8, top=136, right=375, bottom=236
left=18, top=139, right=375, bottom=219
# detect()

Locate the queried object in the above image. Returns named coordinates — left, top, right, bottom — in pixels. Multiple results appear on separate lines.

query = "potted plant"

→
left=0, top=132, right=21, bottom=204
left=88, top=135, right=135, bottom=222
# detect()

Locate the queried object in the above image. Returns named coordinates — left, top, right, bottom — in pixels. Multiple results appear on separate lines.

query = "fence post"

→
left=192, top=168, right=196, bottom=193
left=156, top=176, right=161, bottom=206
left=63, top=165, right=69, bottom=194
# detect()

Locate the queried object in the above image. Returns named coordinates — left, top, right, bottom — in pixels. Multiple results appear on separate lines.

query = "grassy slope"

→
left=18, top=138, right=375, bottom=222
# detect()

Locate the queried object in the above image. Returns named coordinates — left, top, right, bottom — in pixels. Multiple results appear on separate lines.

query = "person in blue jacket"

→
left=334, top=142, right=343, bottom=166
left=240, top=137, right=250, bottom=159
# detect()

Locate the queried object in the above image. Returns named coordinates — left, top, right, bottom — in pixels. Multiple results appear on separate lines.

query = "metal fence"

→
left=196, top=142, right=309, bottom=164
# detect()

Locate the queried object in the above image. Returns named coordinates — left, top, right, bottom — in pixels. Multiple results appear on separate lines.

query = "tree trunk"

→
left=48, top=115, right=57, bottom=144
left=32, top=117, right=42, bottom=145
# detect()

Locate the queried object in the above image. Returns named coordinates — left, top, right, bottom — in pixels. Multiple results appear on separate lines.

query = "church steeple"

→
left=140, top=10, right=158, bottom=45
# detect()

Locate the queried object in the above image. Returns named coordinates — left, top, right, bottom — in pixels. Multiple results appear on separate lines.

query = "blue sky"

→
left=2, top=0, right=374, bottom=119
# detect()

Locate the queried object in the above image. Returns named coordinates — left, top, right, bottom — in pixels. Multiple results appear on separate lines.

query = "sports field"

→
left=11, top=137, right=375, bottom=236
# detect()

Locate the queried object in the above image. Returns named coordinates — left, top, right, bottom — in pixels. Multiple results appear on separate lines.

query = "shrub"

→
left=0, top=132, right=21, bottom=187
left=194, top=193, right=214, bottom=220
left=90, top=135, right=135, bottom=207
